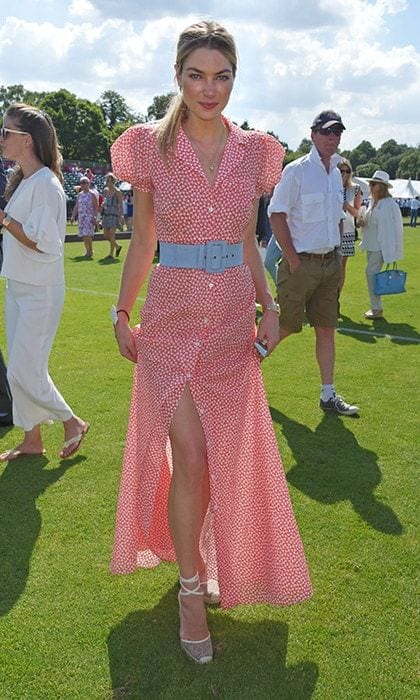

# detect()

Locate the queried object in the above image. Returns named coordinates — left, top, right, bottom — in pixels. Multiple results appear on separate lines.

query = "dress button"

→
left=208, top=206, right=214, bottom=213
left=194, top=340, right=200, bottom=348
left=208, top=282, right=214, bottom=289
left=203, top=317, right=209, bottom=325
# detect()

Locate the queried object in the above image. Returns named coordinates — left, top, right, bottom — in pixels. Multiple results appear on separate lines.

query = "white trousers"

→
left=5, top=280, right=73, bottom=431
left=365, top=250, right=384, bottom=312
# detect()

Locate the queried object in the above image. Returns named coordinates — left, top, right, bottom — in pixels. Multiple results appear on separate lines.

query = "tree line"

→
left=1, top=84, right=419, bottom=179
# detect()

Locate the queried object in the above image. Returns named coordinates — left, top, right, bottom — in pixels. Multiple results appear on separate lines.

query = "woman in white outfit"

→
left=358, top=170, right=403, bottom=319
left=0, top=103, right=89, bottom=461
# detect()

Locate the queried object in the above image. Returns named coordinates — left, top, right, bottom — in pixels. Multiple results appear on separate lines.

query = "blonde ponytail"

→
left=155, top=94, right=187, bottom=160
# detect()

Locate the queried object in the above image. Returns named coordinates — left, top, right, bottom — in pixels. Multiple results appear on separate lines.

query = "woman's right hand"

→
left=114, top=320, right=137, bottom=362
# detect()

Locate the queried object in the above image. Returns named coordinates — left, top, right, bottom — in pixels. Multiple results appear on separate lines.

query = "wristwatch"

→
left=1, top=216, right=12, bottom=229
left=264, top=302, right=280, bottom=314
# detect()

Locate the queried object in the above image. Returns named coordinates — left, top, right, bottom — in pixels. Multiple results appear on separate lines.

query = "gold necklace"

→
left=185, top=125, right=227, bottom=172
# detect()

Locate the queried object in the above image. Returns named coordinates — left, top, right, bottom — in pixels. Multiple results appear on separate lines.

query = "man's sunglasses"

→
left=0, top=127, right=30, bottom=139
left=317, top=126, right=343, bottom=136
left=339, top=168, right=351, bottom=174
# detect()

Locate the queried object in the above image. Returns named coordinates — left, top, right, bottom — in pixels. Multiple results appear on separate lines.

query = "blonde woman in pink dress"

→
left=110, top=20, right=312, bottom=664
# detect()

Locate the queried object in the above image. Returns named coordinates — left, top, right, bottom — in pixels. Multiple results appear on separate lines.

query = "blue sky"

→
left=0, top=0, right=419, bottom=150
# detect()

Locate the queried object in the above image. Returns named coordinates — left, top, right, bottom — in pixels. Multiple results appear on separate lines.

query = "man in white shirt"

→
left=268, top=110, right=359, bottom=416
left=409, top=197, right=419, bottom=227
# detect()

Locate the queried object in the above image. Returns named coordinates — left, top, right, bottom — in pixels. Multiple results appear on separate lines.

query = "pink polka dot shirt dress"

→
left=110, top=118, right=313, bottom=609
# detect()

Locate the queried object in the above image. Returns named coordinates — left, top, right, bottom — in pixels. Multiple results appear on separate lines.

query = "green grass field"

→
left=0, top=226, right=418, bottom=699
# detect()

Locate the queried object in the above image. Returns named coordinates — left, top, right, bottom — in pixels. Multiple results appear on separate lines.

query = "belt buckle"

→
left=204, top=241, right=227, bottom=273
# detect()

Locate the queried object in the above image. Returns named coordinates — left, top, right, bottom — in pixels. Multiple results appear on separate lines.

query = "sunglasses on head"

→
left=339, top=168, right=351, bottom=174
left=317, top=125, right=343, bottom=136
left=0, top=126, right=30, bottom=139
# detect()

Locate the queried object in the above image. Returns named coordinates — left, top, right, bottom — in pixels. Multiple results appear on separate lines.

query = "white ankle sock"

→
left=321, top=384, right=335, bottom=402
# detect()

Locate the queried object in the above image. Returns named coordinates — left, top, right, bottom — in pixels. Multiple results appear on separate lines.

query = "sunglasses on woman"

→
left=0, top=127, right=30, bottom=139
left=339, top=168, right=351, bottom=174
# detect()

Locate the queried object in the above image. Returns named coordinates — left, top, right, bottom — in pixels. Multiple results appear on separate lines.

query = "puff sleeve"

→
left=255, top=132, right=285, bottom=197
left=110, top=125, right=154, bottom=193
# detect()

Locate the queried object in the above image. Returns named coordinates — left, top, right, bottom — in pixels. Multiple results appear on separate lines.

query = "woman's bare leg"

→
left=169, top=385, right=209, bottom=641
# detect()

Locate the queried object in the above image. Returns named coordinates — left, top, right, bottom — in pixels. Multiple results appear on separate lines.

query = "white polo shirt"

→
left=268, top=146, right=344, bottom=253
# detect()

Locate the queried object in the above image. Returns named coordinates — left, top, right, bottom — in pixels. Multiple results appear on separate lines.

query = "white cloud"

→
left=69, top=0, right=97, bottom=18
left=0, top=0, right=418, bottom=149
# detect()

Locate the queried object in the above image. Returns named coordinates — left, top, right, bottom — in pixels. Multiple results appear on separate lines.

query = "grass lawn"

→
left=0, top=225, right=418, bottom=699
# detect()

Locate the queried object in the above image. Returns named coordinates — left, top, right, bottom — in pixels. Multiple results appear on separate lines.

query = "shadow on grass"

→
left=0, top=453, right=84, bottom=616
left=270, top=408, right=403, bottom=536
left=108, top=586, right=318, bottom=699
left=98, top=256, right=121, bottom=265
left=70, top=254, right=95, bottom=262
left=338, top=314, right=420, bottom=345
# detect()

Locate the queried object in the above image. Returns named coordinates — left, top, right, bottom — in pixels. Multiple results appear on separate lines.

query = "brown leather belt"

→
left=298, top=249, right=337, bottom=261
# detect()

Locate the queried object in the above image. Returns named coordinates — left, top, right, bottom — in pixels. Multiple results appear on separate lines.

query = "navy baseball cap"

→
left=311, top=110, right=346, bottom=131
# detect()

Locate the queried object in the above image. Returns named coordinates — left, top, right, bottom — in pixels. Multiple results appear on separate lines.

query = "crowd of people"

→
left=0, top=18, right=408, bottom=667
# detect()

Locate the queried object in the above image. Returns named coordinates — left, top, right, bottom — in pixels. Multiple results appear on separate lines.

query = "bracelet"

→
left=116, top=308, right=130, bottom=322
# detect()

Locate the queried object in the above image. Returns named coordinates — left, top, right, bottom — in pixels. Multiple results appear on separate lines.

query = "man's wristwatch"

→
left=1, top=216, right=12, bottom=229
left=263, top=302, right=280, bottom=315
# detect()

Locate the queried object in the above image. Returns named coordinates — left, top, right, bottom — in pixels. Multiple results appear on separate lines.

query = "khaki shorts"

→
left=276, top=251, right=341, bottom=333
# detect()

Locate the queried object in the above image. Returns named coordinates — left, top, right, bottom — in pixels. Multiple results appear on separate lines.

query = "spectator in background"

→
left=0, top=103, right=89, bottom=460
left=0, top=156, right=13, bottom=426
left=125, top=189, right=134, bottom=231
left=409, top=196, right=419, bottom=227
left=269, top=109, right=359, bottom=416
left=101, top=172, right=124, bottom=259
left=70, top=176, right=98, bottom=257
left=339, top=157, right=362, bottom=292
left=358, top=170, right=403, bottom=319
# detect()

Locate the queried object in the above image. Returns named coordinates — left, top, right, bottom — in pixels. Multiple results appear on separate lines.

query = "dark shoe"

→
left=320, top=394, right=359, bottom=416
left=115, top=245, right=122, bottom=257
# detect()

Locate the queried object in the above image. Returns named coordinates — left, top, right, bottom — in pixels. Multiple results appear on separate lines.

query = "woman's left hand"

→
left=256, top=309, right=280, bottom=357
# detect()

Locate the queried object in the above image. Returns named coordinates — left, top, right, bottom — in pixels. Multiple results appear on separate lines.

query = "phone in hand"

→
left=254, top=340, right=268, bottom=358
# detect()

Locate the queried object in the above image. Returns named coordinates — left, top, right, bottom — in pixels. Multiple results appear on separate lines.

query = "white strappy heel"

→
left=179, top=573, right=213, bottom=664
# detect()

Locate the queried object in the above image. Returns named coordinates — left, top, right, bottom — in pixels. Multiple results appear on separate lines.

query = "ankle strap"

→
left=179, top=572, right=201, bottom=596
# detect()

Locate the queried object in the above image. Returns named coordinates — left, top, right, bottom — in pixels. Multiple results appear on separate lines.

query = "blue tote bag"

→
left=374, top=263, right=407, bottom=296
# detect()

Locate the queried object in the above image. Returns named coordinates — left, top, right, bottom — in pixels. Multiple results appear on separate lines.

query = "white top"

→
left=268, top=145, right=344, bottom=253
left=1, top=167, right=66, bottom=286
left=359, top=196, right=404, bottom=262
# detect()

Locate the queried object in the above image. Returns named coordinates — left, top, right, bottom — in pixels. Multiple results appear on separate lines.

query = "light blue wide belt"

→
left=159, top=240, right=243, bottom=274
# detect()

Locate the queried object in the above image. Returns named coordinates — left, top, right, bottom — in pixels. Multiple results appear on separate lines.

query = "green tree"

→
left=147, top=93, right=176, bottom=121
left=376, top=139, right=409, bottom=177
left=355, top=161, right=381, bottom=177
left=0, top=84, right=47, bottom=113
left=396, top=148, right=420, bottom=178
left=350, top=140, right=377, bottom=169
left=296, top=138, right=312, bottom=154
left=40, top=89, right=110, bottom=161
left=98, top=90, right=138, bottom=129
